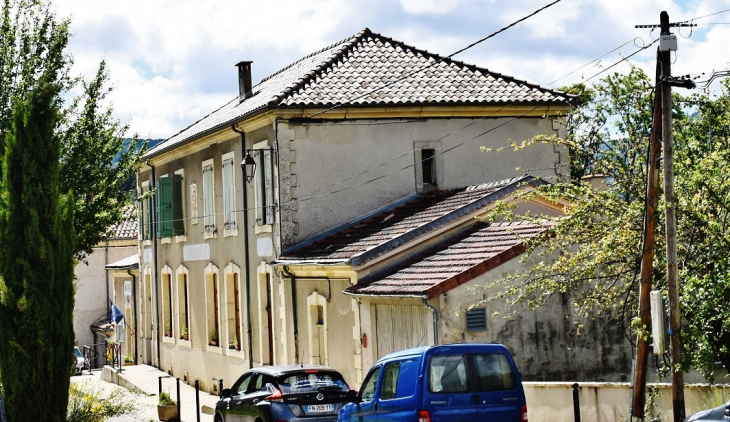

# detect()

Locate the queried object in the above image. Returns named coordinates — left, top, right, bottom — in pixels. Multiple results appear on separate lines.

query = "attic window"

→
left=466, top=308, right=487, bottom=332
left=414, top=141, right=442, bottom=193
left=422, top=149, right=436, bottom=185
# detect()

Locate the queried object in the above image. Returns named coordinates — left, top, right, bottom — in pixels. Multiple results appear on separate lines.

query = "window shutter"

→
left=172, top=174, right=184, bottom=235
left=222, top=158, right=235, bottom=229
left=145, top=195, right=153, bottom=240
left=263, top=150, right=274, bottom=225
left=158, top=177, right=173, bottom=237
left=138, top=198, right=144, bottom=240
left=203, top=164, right=214, bottom=233
left=466, top=308, right=487, bottom=332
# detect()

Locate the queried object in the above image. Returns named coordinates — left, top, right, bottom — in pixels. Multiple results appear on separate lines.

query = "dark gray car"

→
left=215, top=365, right=350, bottom=422
left=685, top=400, right=730, bottom=421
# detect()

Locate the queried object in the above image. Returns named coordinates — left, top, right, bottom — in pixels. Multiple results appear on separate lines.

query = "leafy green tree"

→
left=0, top=63, right=75, bottom=421
left=0, top=0, right=144, bottom=260
left=485, top=67, right=730, bottom=379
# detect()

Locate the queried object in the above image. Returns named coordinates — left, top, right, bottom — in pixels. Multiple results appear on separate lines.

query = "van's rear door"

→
left=422, top=349, right=477, bottom=422
left=468, top=345, right=525, bottom=422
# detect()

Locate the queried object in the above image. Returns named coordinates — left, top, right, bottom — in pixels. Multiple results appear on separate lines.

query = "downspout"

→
left=281, top=266, right=299, bottom=364
left=127, top=269, right=138, bottom=364
left=105, top=239, right=110, bottom=316
left=149, top=162, right=161, bottom=367
left=422, top=297, right=439, bottom=345
left=232, top=124, right=254, bottom=369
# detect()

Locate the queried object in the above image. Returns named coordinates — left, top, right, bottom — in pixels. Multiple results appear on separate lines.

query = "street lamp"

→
left=241, top=151, right=257, bottom=183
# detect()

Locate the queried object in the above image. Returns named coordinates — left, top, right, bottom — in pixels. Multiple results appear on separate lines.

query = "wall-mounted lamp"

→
left=241, top=151, right=257, bottom=183
left=241, top=147, right=275, bottom=183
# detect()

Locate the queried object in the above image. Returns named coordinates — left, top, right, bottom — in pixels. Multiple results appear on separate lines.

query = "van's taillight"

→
left=521, top=405, right=528, bottom=422
left=418, top=410, right=431, bottom=422
left=268, top=387, right=284, bottom=403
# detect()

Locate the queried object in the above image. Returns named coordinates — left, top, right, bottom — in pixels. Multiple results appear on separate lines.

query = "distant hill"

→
left=115, top=138, right=164, bottom=164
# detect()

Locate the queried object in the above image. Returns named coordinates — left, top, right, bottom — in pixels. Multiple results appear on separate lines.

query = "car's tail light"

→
left=268, top=387, right=284, bottom=403
left=418, top=410, right=431, bottom=422
left=521, top=405, right=528, bottom=422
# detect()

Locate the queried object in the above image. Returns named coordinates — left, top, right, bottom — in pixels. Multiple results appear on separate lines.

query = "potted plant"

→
left=165, top=323, right=172, bottom=337
left=181, top=324, right=189, bottom=341
left=210, top=328, right=218, bottom=347
left=157, top=390, right=178, bottom=421
left=123, top=355, right=134, bottom=366
left=229, top=335, right=239, bottom=351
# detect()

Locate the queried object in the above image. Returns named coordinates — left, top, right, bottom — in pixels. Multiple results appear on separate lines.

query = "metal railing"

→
left=82, top=341, right=122, bottom=372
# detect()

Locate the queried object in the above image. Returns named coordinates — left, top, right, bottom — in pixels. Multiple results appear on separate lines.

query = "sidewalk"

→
left=79, top=364, right=220, bottom=421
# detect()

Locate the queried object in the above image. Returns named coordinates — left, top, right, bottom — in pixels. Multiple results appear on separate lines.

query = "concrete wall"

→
left=73, top=241, right=137, bottom=348
left=438, top=249, right=634, bottom=382
left=279, top=117, right=568, bottom=247
left=524, top=382, right=730, bottom=422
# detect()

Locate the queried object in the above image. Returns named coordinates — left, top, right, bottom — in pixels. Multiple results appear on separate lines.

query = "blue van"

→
left=339, top=343, right=527, bottom=422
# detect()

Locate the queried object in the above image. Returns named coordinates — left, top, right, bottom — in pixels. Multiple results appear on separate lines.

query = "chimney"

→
left=236, top=61, right=253, bottom=102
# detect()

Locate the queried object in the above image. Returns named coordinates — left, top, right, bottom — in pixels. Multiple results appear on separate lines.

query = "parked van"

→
left=339, top=343, right=527, bottom=422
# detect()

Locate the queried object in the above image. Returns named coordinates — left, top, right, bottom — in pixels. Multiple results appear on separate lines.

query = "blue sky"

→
left=53, top=0, right=730, bottom=139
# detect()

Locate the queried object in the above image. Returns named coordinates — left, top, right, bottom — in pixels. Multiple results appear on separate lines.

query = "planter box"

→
left=157, top=404, right=178, bottom=421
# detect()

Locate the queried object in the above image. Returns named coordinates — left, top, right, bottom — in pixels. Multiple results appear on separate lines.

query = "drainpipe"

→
left=127, top=269, right=138, bottom=364
left=422, top=297, right=439, bottom=345
left=149, top=162, right=161, bottom=367
left=232, top=124, right=254, bottom=369
left=281, top=266, right=299, bottom=364
left=105, top=238, right=110, bottom=317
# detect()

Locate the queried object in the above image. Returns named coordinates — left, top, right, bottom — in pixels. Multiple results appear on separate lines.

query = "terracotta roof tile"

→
left=346, top=220, right=549, bottom=297
left=277, top=176, right=543, bottom=265
left=147, top=28, right=574, bottom=158
left=106, top=204, right=138, bottom=240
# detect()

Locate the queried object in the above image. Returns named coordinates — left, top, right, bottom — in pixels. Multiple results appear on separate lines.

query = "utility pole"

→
left=633, top=11, right=695, bottom=421
left=630, top=56, right=663, bottom=420
left=659, top=11, right=685, bottom=422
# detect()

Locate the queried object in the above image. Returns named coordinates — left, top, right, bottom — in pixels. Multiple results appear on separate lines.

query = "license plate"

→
left=308, top=404, right=333, bottom=412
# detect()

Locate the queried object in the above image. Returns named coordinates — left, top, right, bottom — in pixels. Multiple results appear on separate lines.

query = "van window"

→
left=380, top=359, right=418, bottom=400
left=429, top=354, right=469, bottom=393
left=360, top=366, right=381, bottom=402
left=472, top=353, right=517, bottom=392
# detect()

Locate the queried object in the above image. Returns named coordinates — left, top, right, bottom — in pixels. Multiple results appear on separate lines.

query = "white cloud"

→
left=50, top=0, right=730, bottom=138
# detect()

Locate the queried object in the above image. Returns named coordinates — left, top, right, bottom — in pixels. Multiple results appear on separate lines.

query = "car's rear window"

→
left=472, top=353, right=517, bottom=392
left=276, top=371, right=348, bottom=393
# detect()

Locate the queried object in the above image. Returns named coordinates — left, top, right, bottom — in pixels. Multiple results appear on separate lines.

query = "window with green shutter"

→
left=156, top=174, right=184, bottom=238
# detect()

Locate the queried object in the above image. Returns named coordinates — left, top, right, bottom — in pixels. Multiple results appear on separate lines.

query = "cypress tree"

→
left=0, top=69, right=75, bottom=420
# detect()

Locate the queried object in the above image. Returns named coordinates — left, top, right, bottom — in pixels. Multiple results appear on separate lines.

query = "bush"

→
left=67, top=380, right=141, bottom=422
left=159, top=391, right=176, bottom=406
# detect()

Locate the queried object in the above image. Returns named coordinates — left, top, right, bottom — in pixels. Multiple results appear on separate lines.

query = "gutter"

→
left=232, top=124, right=254, bottom=369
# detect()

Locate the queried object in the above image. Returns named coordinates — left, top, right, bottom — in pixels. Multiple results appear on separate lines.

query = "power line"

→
left=306, top=0, right=564, bottom=119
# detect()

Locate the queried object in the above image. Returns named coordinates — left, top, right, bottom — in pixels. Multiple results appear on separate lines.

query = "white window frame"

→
left=224, top=263, right=244, bottom=358
left=202, top=159, right=216, bottom=239
left=161, top=265, right=175, bottom=344
left=222, top=152, right=238, bottom=237
left=205, top=263, right=222, bottom=354
left=176, top=265, right=191, bottom=348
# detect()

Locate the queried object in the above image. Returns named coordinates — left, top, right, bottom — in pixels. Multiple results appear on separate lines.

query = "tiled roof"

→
left=106, top=204, right=138, bottom=240
left=345, top=220, right=549, bottom=298
left=147, top=28, right=574, bottom=158
left=276, top=176, right=545, bottom=266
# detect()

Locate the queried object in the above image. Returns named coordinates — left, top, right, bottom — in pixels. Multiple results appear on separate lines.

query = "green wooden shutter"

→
left=157, top=177, right=173, bottom=237
left=138, top=198, right=144, bottom=240
left=172, top=174, right=184, bottom=235
left=145, top=195, right=153, bottom=240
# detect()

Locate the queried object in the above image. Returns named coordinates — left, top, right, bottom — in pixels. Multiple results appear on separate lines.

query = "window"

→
left=466, top=308, right=487, bottom=332
left=222, top=152, right=237, bottom=233
left=161, top=266, right=173, bottom=338
left=380, top=359, right=418, bottom=400
left=360, top=366, right=381, bottom=402
left=257, top=266, right=274, bottom=365
left=177, top=266, right=189, bottom=341
left=202, top=160, right=216, bottom=236
left=138, top=182, right=153, bottom=240
left=429, top=354, right=469, bottom=393
left=307, top=292, right=327, bottom=365
left=225, top=264, right=242, bottom=351
left=414, top=141, right=442, bottom=192
left=156, top=174, right=184, bottom=237
left=205, top=264, right=221, bottom=347
left=472, top=353, right=517, bottom=392
left=253, top=141, right=274, bottom=226
left=234, top=372, right=254, bottom=396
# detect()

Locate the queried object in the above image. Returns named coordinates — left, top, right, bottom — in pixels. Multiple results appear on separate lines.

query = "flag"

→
left=110, top=301, right=124, bottom=324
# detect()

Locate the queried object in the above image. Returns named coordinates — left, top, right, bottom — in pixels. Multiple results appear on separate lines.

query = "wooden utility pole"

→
left=630, top=57, right=664, bottom=420
left=632, top=11, right=694, bottom=421
left=659, top=11, right=685, bottom=422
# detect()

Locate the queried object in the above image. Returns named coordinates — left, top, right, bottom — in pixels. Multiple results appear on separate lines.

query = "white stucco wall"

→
left=73, top=241, right=137, bottom=348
